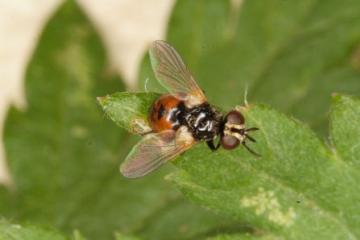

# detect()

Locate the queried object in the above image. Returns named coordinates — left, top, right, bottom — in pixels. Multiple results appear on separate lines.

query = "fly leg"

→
left=207, top=139, right=220, bottom=152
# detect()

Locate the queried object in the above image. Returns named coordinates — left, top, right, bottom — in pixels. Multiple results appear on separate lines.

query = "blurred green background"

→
left=0, top=0, right=359, bottom=239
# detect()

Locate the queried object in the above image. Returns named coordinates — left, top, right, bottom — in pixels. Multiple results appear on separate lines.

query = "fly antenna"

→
left=246, top=127, right=259, bottom=132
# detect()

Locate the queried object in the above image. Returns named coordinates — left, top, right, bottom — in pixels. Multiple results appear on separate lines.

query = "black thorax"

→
left=175, top=102, right=223, bottom=141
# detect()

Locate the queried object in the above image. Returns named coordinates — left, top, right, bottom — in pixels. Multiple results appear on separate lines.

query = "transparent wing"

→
left=149, top=40, right=207, bottom=106
left=120, top=129, right=196, bottom=178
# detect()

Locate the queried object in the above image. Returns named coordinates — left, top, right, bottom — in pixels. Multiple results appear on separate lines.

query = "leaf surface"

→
left=99, top=92, right=360, bottom=239
left=0, top=1, right=145, bottom=238
left=0, top=221, right=66, bottom=240
left=169, top=100, right=360, bottom=239
left=139, top=0, right=360, bottom=135
left=0, top=2, right=235, bottom=240
left=330, top=94, right=360, bottom=167
left=206, top=233, right=280, bottom=240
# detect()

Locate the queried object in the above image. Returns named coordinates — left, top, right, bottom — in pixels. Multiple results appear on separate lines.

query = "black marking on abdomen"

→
left=157, top=104, right=165, bottom=120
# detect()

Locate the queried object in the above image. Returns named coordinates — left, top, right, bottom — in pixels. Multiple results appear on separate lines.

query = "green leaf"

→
left=115, top=232, right=141, bottom=240
left=100, top=92, right=360, bottom=239
left=0, top=2, right=241, bottom=240
left=205, top=233, right=280, bottom=240
left=0, top=220, right=66, bottom=240
left=97, top=92, right=160, bottom=134
left=135, top=200, right=243, bottom=240
left=98, top=92, right=251, bottom=239
left=139, top=0, right=360, bottom=135
left=0, top=1, right=170, bottom=239
left=73, top=230, right=87, bottom=240
left=330, top=94, right=360, bottom=166
left=169, top=98, right=360, bottom=239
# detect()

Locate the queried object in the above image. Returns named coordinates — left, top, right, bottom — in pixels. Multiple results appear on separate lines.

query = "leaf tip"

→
left=96, top=96, right=112, bottom=110
left=96, top=96, right=107, bottom=105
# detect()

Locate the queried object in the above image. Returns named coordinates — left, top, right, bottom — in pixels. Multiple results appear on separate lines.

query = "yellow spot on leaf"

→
left=241, top=187, right=296, bottom=227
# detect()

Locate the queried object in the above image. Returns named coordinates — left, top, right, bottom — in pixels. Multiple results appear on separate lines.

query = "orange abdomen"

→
left=149, top=95, right=182, bottom=132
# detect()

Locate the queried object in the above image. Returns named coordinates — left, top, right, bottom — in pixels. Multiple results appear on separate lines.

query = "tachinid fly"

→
left=121, top=40, right=259, bottom=178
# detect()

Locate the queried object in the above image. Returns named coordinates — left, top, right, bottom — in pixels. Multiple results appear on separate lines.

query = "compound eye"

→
left=226, top=110, right=245, bottom=125
left=221, top=135, right=240, bottom=150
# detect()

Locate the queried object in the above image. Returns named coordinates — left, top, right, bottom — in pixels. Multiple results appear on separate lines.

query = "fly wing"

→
left=149, top=40, right=207, bottom=106
left=120, top=128, right=196, bottom=178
